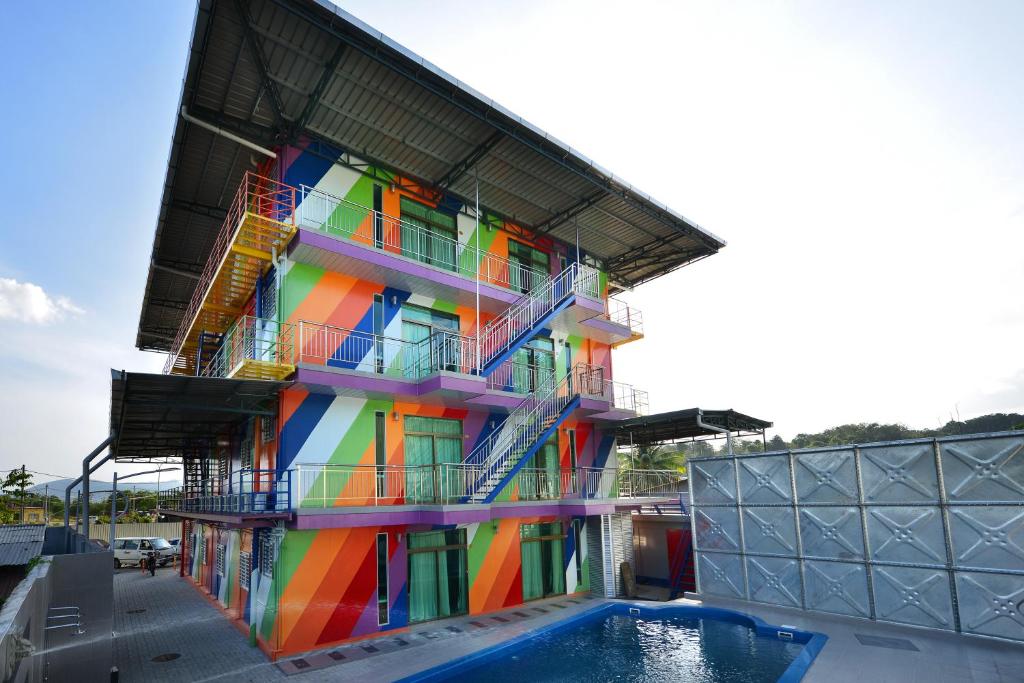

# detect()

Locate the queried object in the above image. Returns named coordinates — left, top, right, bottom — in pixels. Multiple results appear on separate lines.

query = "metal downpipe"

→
left=695, top=410, right=732, bottom=455
left=65, top=434, right=115, bottom=545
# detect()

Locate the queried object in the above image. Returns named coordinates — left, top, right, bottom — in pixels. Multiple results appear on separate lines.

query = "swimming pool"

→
left=400, top=603, right=826, bottom=683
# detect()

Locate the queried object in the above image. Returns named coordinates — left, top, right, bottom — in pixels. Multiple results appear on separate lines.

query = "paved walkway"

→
left=112, top=567, right=601, bottom=682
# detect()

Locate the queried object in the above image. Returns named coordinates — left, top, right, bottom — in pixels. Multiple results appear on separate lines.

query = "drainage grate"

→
left=446, top=626, right=462, bottom=633
left=291, top=658, right=311, bottom=669
left=531, top=607, right=548, bottom=614
left=551, top=603, right=567, bottom=609
left=470, top=621, right=489, bottom=628
left=151, top=653, right=181, bottom=663
left=514, top=611, right=530, bottom=617
left=394, top=638, right=409, bottom=647
left=327, top=651, right=346, bottom=661
left=127, top=609, right=146, bottom=615
left=854, top=634, right=919, bottom=651
left=361, top=645, right=379, bottom=653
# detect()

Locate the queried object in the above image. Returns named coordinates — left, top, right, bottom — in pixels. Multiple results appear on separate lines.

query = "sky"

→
left=1, top=0, right=1022, bottom=484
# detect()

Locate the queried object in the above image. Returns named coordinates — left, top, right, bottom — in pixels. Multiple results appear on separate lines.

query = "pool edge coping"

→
left=394, top=600, right=829, bottom=683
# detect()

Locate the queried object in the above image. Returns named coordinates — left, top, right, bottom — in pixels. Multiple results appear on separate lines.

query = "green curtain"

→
left=408, top=531, right=467, bottom=623
left=409, top=551, right=436, bottom=623
left=550, top=535, right=566, bottom=595
left=405, top=434, right=433, bottom=503
left=540, top=442, right=560, bottom=499
left=521, top=539, right=543, bottom=601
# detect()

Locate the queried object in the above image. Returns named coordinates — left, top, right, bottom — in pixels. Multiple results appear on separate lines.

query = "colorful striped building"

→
left=110, top=0, right=734, bottom=660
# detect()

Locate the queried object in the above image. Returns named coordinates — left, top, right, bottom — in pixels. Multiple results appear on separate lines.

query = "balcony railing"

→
left=295, top=321, right=477, bottom=378
left=297, top=186, right=550, bottom=293
left=605, top=297, right=643, bottom=336
left=158, top=469, right=290, bottom=514
left=201, top=316, right=295, bottom=380
left=164, top=173, right=297, bottom=375
left=158, top=466, right=683, bottom=513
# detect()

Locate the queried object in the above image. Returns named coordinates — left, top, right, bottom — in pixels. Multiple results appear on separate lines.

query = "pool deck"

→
left=113, top=568, right=1023, bottom=682
left=698, top=595, right=1024, bottom=683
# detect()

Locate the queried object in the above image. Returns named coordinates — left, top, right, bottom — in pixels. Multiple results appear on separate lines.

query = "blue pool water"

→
left=413, top=607, right=816, bottom=683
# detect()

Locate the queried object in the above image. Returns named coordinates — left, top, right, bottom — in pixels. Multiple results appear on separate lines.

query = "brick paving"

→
left=112, top=566, right=603, bottom=682
left=112, top=567, right=285, bottom=682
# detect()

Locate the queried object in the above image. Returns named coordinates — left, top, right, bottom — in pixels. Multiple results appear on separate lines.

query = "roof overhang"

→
left=137, top=0, right=725, bottom=352
left=615, top=408, right=772, bottom=445
left=110, top=370, right=289, bottom=463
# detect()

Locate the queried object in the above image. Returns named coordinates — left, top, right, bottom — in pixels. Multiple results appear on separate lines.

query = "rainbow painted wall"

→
left=178, top=140, right=623, bottom=659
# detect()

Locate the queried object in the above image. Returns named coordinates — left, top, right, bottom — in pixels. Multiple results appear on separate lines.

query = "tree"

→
left=619, top=444, right=684, bottom=472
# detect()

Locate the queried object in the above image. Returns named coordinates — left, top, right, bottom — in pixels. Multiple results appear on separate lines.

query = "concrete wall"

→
left=0, top=529, right=113, bottom=682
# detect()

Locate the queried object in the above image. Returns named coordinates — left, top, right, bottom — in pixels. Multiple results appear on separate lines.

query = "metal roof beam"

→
left=433, top=131, right=503, bottom=191
left=186, top=103, right=278, bottom=147
left=532, top=190, right=604, bottom=235
left=291, top=41, right=347, bottom=140
left=233, top=0, right=289, bottom=129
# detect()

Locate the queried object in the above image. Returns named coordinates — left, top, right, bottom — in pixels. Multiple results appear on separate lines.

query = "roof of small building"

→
left=0, top=524, right=46, bottom=567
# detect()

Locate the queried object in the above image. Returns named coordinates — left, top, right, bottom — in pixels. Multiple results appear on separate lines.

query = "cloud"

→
left=0, top=277, right=84, bottom=324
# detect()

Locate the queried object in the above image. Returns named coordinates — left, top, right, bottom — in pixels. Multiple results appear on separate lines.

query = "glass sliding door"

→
left=399, top=197, right=458, bottom=272
left=403, top=415, right=464, bottom=503
left=401, top=304, right=461, bottom=376
left=520, top=522, right=566, bottom=601
left=407, top=529, right=468, bottom=624
left=520, top=440, right=559, bottom=501
left=508, top=240, right=550, bottom=294
left=511, top=337, right=555, bottom=394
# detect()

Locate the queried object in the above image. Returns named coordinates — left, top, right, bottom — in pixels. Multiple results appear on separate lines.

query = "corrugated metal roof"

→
left=0, top=524, right=46, bottom=567
left=137, top=0, right=726, bottom=352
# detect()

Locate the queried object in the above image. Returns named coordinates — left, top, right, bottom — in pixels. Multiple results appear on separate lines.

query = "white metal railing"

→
left=463, top=363, right=588, bottom=502
left=485, top=360, right=555, bottom=392
left=287, top=464, right=681, bottom=508
left=479, top=263, right=600, bottom=370
left=605, top=297, right=644, bottom=336
left=602, top=380, right=650, bottom=415
left=293, top=463, right=484, bottom=507
left=295, top=321, right=479, bottom=378
left=617, top=469, right=686, bottom=498
left=201, top=316, right=295, bottom=378
left=297, top=186, right=549, bottom=293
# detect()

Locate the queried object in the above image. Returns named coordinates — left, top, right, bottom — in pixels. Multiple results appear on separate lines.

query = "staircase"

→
left=477, top=263, right=599, bottom=376
left=462, top=364, right=585, bottom=503
left=668, top=527, right=697, bottom=599
left=194, top=331, right=224, bottom=376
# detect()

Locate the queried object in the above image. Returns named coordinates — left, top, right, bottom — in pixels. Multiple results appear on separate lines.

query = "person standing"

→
left=146, top=552, right=157, bottom=577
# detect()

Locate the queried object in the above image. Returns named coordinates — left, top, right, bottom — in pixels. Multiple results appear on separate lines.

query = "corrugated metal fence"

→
left=88, top=522, right=182, bottom=541
left=689, top=431, right=1024, bottom=641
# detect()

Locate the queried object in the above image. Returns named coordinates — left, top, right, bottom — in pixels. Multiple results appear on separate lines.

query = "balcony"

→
left=159, top=465, right=684, bottom=518
left=200, top=316, right=295, bottom=380
left=165, top=173, right=297, bottom=375
left=292, top=187, right=604, bottom=315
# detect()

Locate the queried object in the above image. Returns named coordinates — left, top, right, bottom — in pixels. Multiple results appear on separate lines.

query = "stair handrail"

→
left=463, top=362, right=595, bottom=500
left=478, top=262, right=600, bottom=369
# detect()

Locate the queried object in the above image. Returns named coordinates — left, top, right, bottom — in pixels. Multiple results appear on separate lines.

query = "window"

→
left=404, top=416, right=464, bottom=503
left=572, top=519, right=584, bottom=585
left=568, top=429, right=578, bottom=471
left=259, top=533, right=275, bottom=577
left=508, top=240, right=550, bottom=293
left=261, top=416, right=277, bottom=444
left=376, top=533, right=389, bottom=626
left=373, top=184, right=384, bottom=248
left=399, top=197, right=457, bottom=271
left=407, top=529, right=468, bottom=624
left=139, top=540, right=152, bottom=551
left=241, top=421, right=255, bottom=469
left=239, top=551, right=252, bottom=591
left=375, top=411, right=387, bottom=497
left=215, top=544, right=226, bottom=576
left=521, top=522, right=566, bottom=601
left=373, top=294, right=385, bottom=373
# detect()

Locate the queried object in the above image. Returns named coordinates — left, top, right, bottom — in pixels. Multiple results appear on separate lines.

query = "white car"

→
left=168, top=538, right=182, bottom=556
left=112, top=537, right=175, bottom=568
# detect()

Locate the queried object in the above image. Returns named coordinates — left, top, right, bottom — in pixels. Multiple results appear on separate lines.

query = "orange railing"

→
left=164, top=172, right=296, bottom=374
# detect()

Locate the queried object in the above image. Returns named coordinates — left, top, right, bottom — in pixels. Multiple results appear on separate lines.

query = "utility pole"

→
left=19, top=465, right=26, bottom=523
left=43, top=484, right=49, bottom=522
